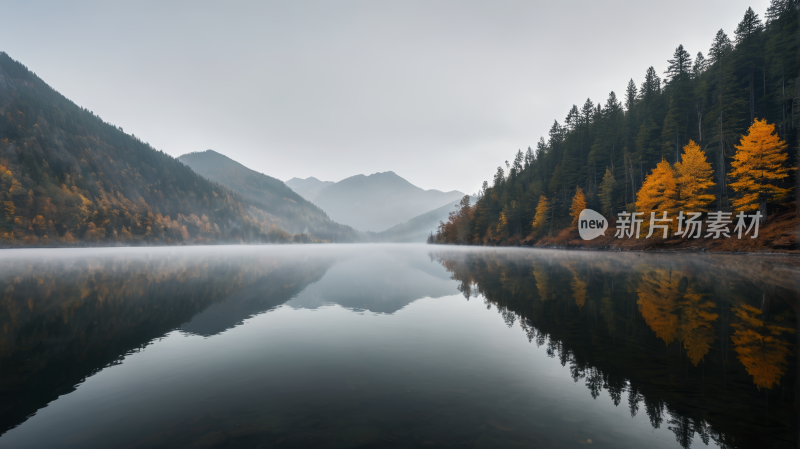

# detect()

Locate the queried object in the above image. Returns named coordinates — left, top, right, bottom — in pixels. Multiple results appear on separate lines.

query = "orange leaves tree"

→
left=675, top=140, right=715, bottom=212
left=728, top=119, right=790, bottom=215
left=569, top=187, right=586, bottom=225
left=531, top=195, right=550, bottom=233
left=635, top=160, right=678, bottom=232
left=731, top=303, right=793, bottom=389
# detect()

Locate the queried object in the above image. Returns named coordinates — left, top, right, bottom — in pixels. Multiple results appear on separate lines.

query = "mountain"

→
left=285, top=177, right=334, bottom=202
left=178, top=150, right=359, bottom=242
left=312, top=171, right=466, bottom=232
left=376, top=196, right=476, bottom=243
left=0, top=52, right=327, bottom=246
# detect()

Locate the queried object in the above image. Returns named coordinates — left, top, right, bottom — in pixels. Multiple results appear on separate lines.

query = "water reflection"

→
left=0, top=246, right=796, bottom=449
left=432, top=248, right=798, bottom=449
left=0, top=246, right=457, bottom=436
left=0, top=248, right=335, bottom=433
left=285, top=249, right=456, bottom=313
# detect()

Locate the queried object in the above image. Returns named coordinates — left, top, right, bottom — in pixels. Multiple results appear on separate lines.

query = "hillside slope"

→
left=313, top=171, right=465, bottom=232
left=432, top=5, right=799, bottom=248
left=0, top=52, right=306, bottom=245
left=285, top=177, right=334, bottom=202
left=377, top=196, right=476, bottom=243
left=179, top=150, right=360, bottom=241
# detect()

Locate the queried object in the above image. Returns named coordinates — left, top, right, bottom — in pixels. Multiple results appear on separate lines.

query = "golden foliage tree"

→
left=636, top=160, right=678, bottom=233
left=531, top=195, right=550, bottom=231
left=570, top=187, right=586, bottom=225
left=731, top=303, right=793, bottom=389
left=675, top=140, right=715, bottom=212
left=728, top=119, right=790, bottom=213
left=496, top=212, right=509, bottom=240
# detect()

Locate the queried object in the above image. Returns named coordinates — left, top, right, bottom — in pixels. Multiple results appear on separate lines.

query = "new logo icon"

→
left=578, top=209, right=607, bottom=240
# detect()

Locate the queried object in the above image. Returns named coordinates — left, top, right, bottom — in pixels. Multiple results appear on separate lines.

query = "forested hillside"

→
left=179, top=150, right=361, bottom=242
left=0, top=53, right=315, bottom=246
left=434, top=3, right=799, bottom=246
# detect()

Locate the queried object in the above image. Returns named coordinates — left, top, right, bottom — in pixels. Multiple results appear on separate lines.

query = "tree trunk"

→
left=749, top=67, right=755, bottom=124
left=698, top=109, right=702, bottom=143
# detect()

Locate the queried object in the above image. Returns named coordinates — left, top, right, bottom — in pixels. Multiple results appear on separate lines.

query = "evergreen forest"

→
left=433, top=3, right=799, bottom=246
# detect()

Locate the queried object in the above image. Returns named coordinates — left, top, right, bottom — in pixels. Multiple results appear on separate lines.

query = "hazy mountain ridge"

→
left=179, top=150, right=360, bottom=242
left=312, top=171, right=465, bottom=232
left=285, top=176, right=334, bottom=202
left=0, top=52, right=324, bottom=246
left=376, top=196, right=476, bottom=243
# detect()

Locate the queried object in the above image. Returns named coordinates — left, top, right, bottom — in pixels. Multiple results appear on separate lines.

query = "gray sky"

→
left=2, top=0, right=766, bottom=194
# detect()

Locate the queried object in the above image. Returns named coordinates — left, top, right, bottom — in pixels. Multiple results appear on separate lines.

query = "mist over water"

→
left=0, top=245, right=796, bottom=448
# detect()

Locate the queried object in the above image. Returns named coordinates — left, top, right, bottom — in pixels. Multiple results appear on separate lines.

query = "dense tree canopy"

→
left=434, top=2, right=798, bottom=246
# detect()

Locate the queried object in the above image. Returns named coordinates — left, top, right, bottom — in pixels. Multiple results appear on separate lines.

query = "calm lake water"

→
left=0, top=244, right=797, bottom=449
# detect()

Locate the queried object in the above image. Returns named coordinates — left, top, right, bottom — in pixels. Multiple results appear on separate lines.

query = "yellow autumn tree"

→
left=531, top=195, right=550, bottom=231
left=675, top=140, right=715, bottom=212
left=636, top=160, right=678, bottom=234
left=731, top=304, right=793, bottom=389
left=496, top=212, right=509, bottom=240
left=728, top=119, right=790, bottom=213
left=570, top=186, right=586, bottom=225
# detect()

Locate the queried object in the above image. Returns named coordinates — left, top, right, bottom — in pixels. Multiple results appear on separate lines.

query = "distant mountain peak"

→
left=312, top=172, right=465, bottom=232
left=178, top=151, right=358, bottom=241
left=288, top=176, right=327, bottom=183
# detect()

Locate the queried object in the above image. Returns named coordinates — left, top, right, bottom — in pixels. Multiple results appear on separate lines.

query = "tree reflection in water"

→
left=432, top=249, right=797, bottom=449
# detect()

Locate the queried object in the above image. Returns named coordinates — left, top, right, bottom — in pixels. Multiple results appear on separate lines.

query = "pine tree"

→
left=705, top=28, right=745, bottom=209
left=636, top=160, right=678, bottom=230
left=728, top=119, right=790, bottom=214
left=665, top=44, right=693, bottom=83
left=570, top=187, right=586, bottom=225
left=599, top=167, right=616, bottom=216
left=734, top=7, right=765, bottom=124
left=734, top=7, right=764, bottom=45
left=708, top=29, right=733, bottom=65
left=663, top=45, right=694, bottom=163
left=640, top=67, right=662, bottom=103
left=764, top=0, right=799, bottom=139
left=692, top=52, right=708, bottom=77
left=625, top=79, right=638, bottom=112
left=675, top=140, right=716, bottom=212
left=565, top=105, right=580, bottom=131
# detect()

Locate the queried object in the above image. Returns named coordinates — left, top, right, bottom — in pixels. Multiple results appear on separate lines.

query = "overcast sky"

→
left=3, top=0, right=767, bottom=194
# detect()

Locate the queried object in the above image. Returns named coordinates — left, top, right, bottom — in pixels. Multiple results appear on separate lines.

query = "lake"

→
left=0, top=244, right=796, bottom=448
